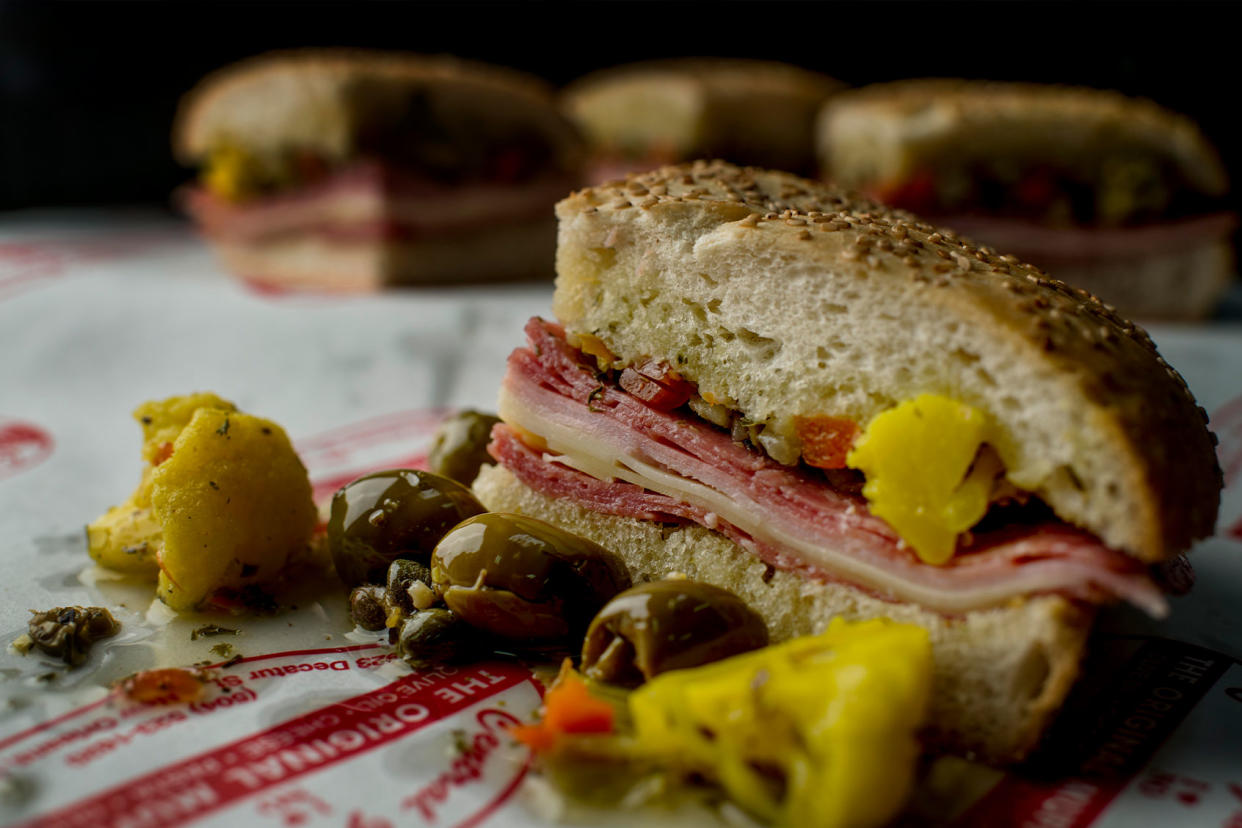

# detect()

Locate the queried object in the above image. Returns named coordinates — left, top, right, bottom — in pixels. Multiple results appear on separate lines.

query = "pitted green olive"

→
left=427, top=410, right=501, bottom=485
left=328, top=469, right=486, bottom=587
left=581, top=580, right=769, bottom=687
left=430, top=513, right=631, bottom=641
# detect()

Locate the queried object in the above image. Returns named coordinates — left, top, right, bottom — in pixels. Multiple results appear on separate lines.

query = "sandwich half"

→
left=817, top=80, right=1235, bottom=319
left=473, top=160, right=1222, bottom=762
left=174, top=50, right=583, bottom=290
left=562, top=59, right=843, bottom=183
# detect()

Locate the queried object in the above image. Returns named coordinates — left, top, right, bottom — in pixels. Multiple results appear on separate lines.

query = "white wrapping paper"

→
left=1, top=214, right=1240, bottom=827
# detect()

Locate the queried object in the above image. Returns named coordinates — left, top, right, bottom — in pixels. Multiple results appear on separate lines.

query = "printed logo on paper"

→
left=0, top=420, right=53, bottom=479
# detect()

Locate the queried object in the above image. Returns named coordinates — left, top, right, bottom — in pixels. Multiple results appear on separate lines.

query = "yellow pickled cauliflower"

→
left=846, top=394, right=1005, bottom=565
left=87, top=394, right=316, bottom=612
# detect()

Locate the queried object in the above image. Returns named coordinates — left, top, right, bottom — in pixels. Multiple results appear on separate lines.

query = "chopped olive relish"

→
left=13, top=606, right=120, bottom=667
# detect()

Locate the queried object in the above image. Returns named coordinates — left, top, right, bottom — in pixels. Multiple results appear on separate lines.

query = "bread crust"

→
left=562, top=58, right=843, bottom=174
left=474, top=463, right=1094, bottom=763
left=818, top=79, right=1228, bottom=198
left=565, top=58, right=844, bottom=105
left=552, top=161, right=1221, bottom=562
left=174, top=49, right=582, bottom=167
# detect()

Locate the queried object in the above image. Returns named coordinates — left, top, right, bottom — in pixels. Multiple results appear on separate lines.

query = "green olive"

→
left=427, top=410, right=502, bottom=486
left=328, top=469, right=486, bottom=587
left=431, top=513, right=631, bottom=641
left=581, top=581, right=769, bottom=687
left=397, top=608, right=485, bottom=670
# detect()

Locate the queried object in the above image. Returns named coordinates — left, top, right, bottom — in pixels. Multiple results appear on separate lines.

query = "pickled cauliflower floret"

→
left=87, top=393, right=316, bottom=612
left=846, top=394, right=1005, bottom=565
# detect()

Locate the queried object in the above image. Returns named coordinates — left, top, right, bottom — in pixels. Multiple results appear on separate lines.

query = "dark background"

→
left=2, top=0, right=1239, bottom=212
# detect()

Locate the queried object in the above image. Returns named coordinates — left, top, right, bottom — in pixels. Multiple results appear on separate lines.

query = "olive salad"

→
left=333, top=413, right=770, bottom=687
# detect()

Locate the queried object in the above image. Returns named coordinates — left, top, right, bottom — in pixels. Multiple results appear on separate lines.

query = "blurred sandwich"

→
left=562, top=58, right=844, bottom=183
left=174, top=50, right=583, bottom=290
left=473, top=160, right=1221, bottom=763
left=818, top=80, right=1235, bottom=319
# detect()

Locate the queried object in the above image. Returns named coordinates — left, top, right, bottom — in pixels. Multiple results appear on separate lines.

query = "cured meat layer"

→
left=494, top=317, right=1169, bottom=617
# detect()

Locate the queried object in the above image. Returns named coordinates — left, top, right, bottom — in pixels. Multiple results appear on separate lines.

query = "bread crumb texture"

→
left=553, top=160, right=1220, bottom=561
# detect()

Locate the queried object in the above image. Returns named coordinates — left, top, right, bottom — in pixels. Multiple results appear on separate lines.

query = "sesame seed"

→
left=798, top=230, right=813, bottom=241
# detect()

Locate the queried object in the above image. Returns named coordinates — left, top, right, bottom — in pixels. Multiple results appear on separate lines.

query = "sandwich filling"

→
left=183, top=159, right=574, bottom=245
left=493, top=318, right=1168, bottom=617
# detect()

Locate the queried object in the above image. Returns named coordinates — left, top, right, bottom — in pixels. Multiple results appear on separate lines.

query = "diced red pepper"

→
left=618, top=359, right=695, bottom=411
left=795, top=415, right=861, bottom=469
left=152, top=442, right=174, bottom=465
left=872, top=170, right=938, bottom=214
left=121, top=667, right=207, bottom=705
left=1015, top=168, right=1057, bottom=211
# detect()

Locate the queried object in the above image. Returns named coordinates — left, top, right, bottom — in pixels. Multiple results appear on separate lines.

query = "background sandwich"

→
left=817, top=80, right=1235, bottom=319
left=561, top=58, right=843, bottom=183
left=173, top=49, right=583, bottom=290
left=473, top=160, right=1221, bottom=763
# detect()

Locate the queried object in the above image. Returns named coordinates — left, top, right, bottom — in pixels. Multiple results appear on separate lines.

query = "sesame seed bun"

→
left=552, top=160, right=1222, bottom=564
left=815, top=80, right=1234, bottom=320
left=173, top=49, right=583, bottom=168
left=562, top=58, right=844, bottom=176
left=817, top=79, right=1227, bottom=200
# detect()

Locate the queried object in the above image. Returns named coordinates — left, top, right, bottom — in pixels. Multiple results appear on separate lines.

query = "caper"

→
left=328, top=469, right=486, bottom=587
left=427, top=410, right=502, bottom=485
left=397, top=608, right=484, bottom=670
left=386, top=558, right=436, bottom=615
left=349, top=586, right=389, bottom=631
left=431, top=513, right=631, bottom=641
left=581, top=581, right=768, bottom=687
